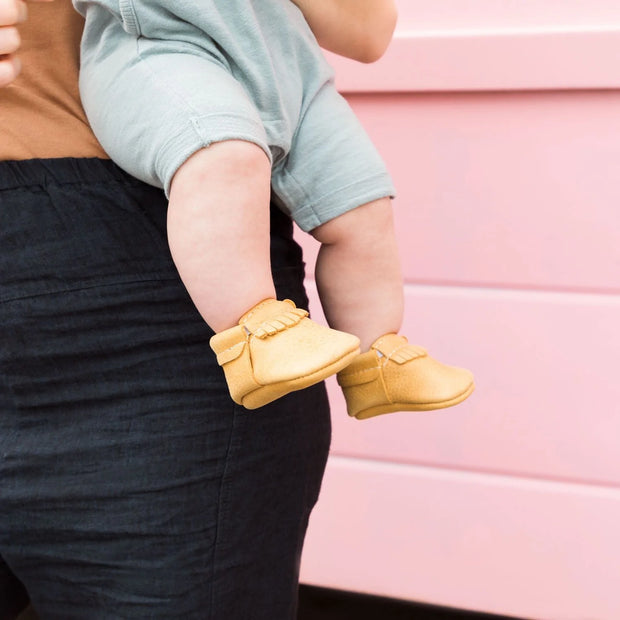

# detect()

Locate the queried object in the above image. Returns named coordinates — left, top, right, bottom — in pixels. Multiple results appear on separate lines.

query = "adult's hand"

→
left=0, top=0, right=53, bottom=87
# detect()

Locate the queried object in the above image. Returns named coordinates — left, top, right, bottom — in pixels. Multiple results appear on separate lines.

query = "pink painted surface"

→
left=301, top=91, right=620, bottom=294
left=300, top=458, right=620, bottom=620
left=326, top=31, right=620, bottom=93
left=297, top=4, right=620, bottom=617
left=325, top=0, right=620, bottom=92
left=303, top=283, right=620, bottom=487
left=392, top=0, right=620, bottom=31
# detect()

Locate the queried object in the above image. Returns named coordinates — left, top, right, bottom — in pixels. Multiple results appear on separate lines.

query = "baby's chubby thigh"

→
left=78, top=12, right=272, bottom=195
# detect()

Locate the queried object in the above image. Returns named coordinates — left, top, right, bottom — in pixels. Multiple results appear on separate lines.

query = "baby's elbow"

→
left=357, top=5, right=398, bottom=63
left=356, top=40, right=390, bottom=64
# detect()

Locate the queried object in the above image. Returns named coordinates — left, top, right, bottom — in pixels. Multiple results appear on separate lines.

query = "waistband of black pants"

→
left=0, top=158, right=141, bottom=191
left=0, top=157, right=298, bottom=248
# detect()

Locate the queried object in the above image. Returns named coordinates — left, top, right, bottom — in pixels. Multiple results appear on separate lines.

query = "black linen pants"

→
left=0, top=159, right=331, bottom=619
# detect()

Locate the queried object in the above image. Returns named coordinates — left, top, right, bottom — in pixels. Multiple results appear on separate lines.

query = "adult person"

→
left=0, top=1, right=333, bottom=617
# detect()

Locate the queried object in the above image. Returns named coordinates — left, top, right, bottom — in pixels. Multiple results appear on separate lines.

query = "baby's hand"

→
left=0, top=0, right=53, bottom=87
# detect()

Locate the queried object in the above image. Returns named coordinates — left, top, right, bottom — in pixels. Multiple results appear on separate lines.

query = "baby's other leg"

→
left=312, top=199, right=474, bottom=420
left=167, top=141, right=276, bottom=332
left=311, top=197, right=403, bottom=351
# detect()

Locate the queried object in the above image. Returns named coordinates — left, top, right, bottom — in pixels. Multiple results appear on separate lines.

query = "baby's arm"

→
left=291, top=0, right=397, bottom=63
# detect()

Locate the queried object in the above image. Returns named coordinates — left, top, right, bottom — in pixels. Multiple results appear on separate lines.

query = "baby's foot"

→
left=210, top=298, right=360, bottom=409
left=337, top=333, right=474, bottom=419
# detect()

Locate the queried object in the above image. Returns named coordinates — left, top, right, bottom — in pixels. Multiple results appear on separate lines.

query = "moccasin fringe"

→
left=388, top=344, right=427, bottom=364
left=252, top=307, right=309, bottom=339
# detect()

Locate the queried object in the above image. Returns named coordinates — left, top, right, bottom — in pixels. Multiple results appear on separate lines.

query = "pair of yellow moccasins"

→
left=209, top=298, right=474, bottom=419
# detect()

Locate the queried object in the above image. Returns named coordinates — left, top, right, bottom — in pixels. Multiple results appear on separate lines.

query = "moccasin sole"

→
left=353, top=380, right=475, bottom=420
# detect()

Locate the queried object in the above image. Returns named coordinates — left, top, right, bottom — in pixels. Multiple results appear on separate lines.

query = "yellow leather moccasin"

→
left=337, top=333, right=474, bottom=420
left=209, top=298, right=361, bottom=409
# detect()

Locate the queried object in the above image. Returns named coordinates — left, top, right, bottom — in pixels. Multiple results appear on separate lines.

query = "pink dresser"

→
left=298, top=2, right=620, bottom=618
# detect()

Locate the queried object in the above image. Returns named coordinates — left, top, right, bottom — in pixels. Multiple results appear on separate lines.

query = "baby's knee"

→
left=311, top=197, right=394, bottom=246
left=171, top=140, right=271, bottom=196
left=207, top=140, right=271, bottom=177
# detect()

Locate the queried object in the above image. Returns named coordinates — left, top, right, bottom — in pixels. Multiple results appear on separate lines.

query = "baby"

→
left=73, top=0, right=474, bottom=418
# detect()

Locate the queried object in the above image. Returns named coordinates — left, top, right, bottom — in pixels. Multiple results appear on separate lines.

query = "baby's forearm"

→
left=291, top=0, right=397, bottom=63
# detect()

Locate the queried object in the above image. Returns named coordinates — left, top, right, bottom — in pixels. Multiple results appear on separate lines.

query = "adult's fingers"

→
left=0, top=24, right=20, bottom=55
left=0, top=54, right=20, bottom=88
left=0, top=0, right=23, bottom=87
left=0, top=0, right=53, bottom=29
left=0, top=1, right=27, bottom=27
left=0, top=0, right=52, bottom=87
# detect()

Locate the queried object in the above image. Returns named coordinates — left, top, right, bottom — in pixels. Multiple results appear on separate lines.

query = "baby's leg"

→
left=166, top=143, right=361, bottom=409
left=311, top=197, right=403, bottom=351
left=167, top=141, right=276, bottom=331
left=312, top=201, right=474, bottom=419
left=78, top=6, right=279, bottom=331
left=274, top=84, right=474, bottom=418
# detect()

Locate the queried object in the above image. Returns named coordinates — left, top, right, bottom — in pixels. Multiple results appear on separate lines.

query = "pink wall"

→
left=298, top=2, right=620, bottom=619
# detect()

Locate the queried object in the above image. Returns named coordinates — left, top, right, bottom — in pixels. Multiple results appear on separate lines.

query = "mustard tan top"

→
left=0, top=0, right=107, bottom=160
